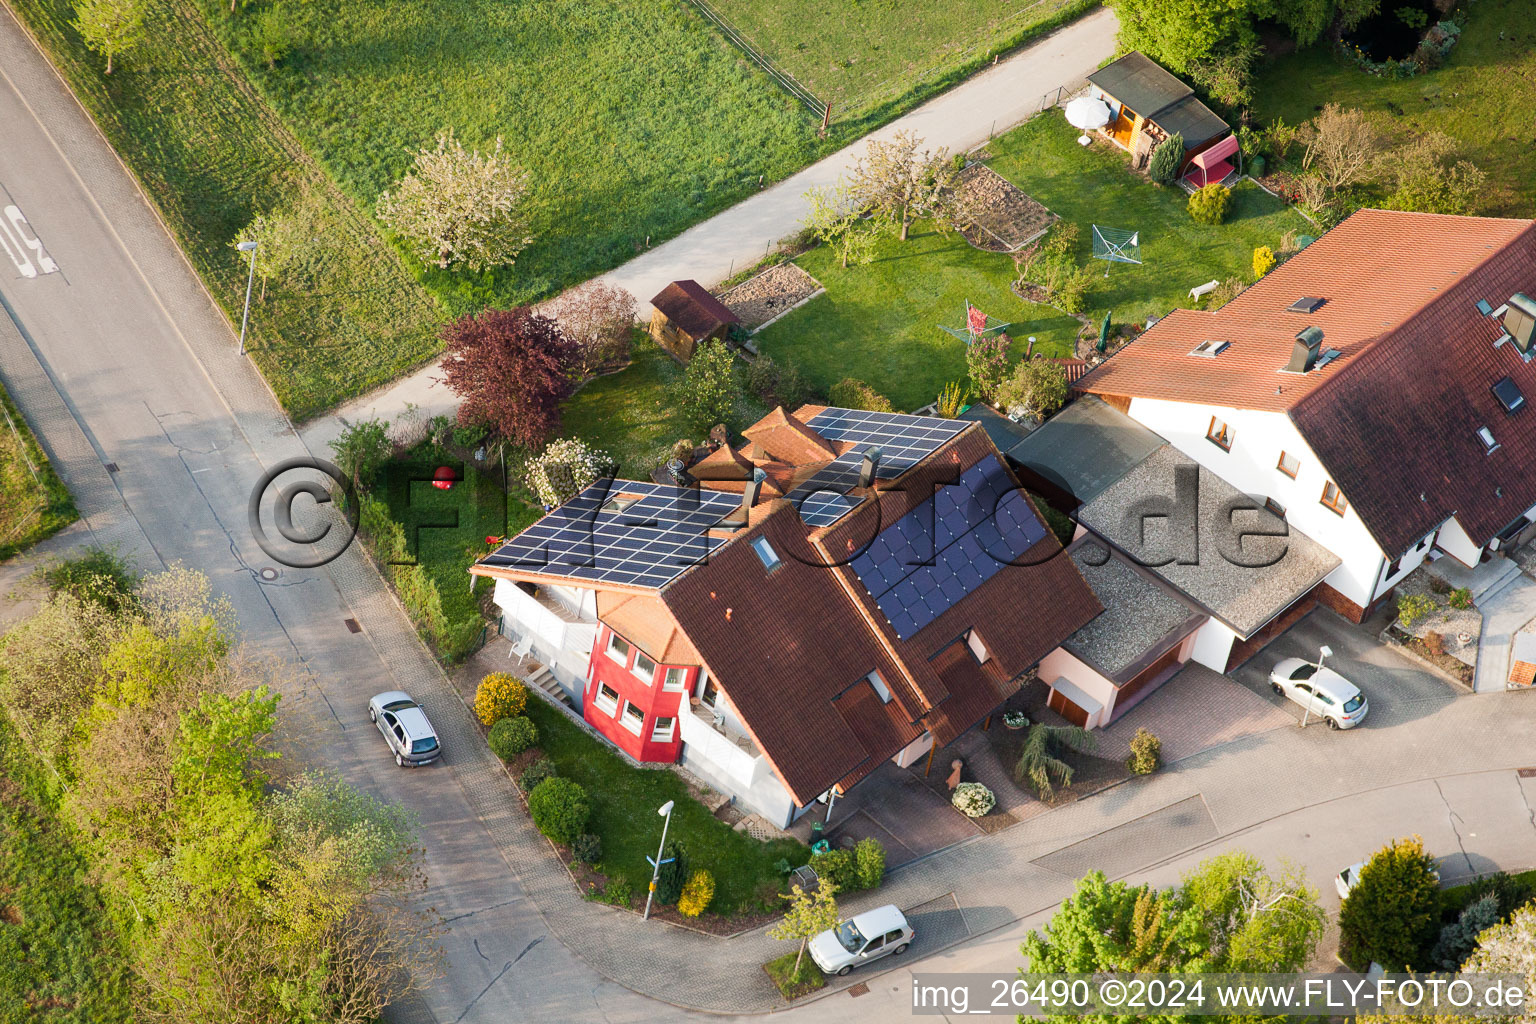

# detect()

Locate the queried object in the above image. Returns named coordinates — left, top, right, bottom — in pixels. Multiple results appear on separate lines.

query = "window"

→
left=1264, top=497, right=1286, bottom=519
left=633, top=650, right=656, bottom=685
left=594, top=683, right=620, bottom=715
left=662, top=666, right=688, bottom=692
left=1206, top=416, right=1233, bottom=451
left=866, top=670, right=892, bottom=703
left=751, top=536, right=781, bottom=570
left=1478, top=426, right=1500, bottom=454
left=699, top=676, right=719, bottom=708
left=1321, top=481, right=1348, bottom=515
left=620, top=700, right=645, bottom=735
left=651, top=716, right=676, bottom=743
left=606, top=632, right=631, bottom=665
left=1277, top=451, right=1300, bottom=478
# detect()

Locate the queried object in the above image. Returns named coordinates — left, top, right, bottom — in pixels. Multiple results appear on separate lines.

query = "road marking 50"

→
left=0, top=204, right=59, bottom=278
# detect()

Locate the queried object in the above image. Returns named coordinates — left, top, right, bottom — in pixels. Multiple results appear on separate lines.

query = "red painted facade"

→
left=583, top=623, right=694, bottom=763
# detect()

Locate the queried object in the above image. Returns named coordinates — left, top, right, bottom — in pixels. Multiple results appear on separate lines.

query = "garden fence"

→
left=681, top=0, right=827, bottom=120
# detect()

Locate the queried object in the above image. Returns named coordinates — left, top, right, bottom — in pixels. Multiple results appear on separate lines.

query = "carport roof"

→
left=1063, top=537, right=1207, bottom=682
left=1075, top=445, right=1341, bottom=639
left=1007, top=395, right=1165, bottom=505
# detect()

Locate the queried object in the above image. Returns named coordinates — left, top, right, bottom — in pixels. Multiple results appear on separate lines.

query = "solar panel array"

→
left=851, top=458, right=1048, bottom=639
left=784, top=409, right=969, bottom=528
left=479, top=480, right=741, bottom=589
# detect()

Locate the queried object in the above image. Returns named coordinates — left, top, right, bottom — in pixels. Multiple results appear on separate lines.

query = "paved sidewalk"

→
left=298, top=7, right=1119, bottom=456
left=1471, top=574, right=1536, bottom=693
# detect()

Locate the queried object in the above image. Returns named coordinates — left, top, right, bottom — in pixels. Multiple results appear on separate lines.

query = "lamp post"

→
left=236, top=240, right=258, bottom=355
left=642, top=800, right=675, bottom=920
left=1301, top=645, right=1333, bottom=729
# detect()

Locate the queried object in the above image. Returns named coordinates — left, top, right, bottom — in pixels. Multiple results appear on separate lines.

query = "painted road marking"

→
left=0, top=203, right=59, bottom=278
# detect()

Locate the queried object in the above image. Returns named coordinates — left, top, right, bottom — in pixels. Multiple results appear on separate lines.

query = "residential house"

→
left=1075, top=209, right=1536, bottom=628
left=471, top=406, right=1100, bottom=827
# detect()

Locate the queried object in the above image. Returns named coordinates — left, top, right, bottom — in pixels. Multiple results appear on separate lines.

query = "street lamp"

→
left=236, top=240, right=258, bottom=355
left=1301, top=645, right=1334, bottom=729
left=642, top=800, right=675, bottom=920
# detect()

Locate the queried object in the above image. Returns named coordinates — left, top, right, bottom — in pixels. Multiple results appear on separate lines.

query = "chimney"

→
left=858, top=448, right=882, bottom=489
left=740, top=467, right=766, bottom=514
left=1284, top=326, right=1325, bottom=373
left=1505, top=293, right=1536, bottom=354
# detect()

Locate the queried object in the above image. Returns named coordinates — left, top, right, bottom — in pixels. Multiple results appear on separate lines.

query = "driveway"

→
left=1230, top=606, right=1461, bottom=728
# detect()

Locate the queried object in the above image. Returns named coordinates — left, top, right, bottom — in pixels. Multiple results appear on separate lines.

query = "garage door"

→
left=1048, top=687, right=1089, bottom=727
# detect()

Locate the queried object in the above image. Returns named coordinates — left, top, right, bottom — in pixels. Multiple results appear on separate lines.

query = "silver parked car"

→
left=808, top=904, right=914, bottom=976
left=1268, top=658, right=1368, bottom=729
left=368, top=691, right=441, bottom=766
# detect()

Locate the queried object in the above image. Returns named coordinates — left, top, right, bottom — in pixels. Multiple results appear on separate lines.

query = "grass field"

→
left=8, top=0, right=444, bottom=421
left=0, top=714, right=136, bottom=1022
left=1250, top=0, right=1535, bottom=216
left=0, top=383, right=76, bottom=561
left=709, top=0, right=1095, bottom=121
left=524, top=697, right=808, bottom=916
left=201, top=0, right=836, bottom=315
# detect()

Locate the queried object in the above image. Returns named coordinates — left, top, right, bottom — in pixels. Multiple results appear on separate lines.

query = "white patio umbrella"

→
left=1064, top=96, right=1112, bottom=145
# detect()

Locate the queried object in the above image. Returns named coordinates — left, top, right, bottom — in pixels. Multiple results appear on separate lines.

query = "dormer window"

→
left=1478, top=426, right=1500, bottom=454
left=751, top=536, right=781, bottom=570
left=866, top=670, right=892, bottom=704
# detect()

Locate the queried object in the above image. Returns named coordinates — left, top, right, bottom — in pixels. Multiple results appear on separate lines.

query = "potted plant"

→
left=1003, top=711, right=1029, bottom=731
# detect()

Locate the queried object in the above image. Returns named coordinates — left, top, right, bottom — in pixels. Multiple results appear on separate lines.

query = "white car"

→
left=1338, top=858, right=1439, bottom=899
left=808, top=904, right=914, bottom=976
left=1268, top=658, right=1368, bottom=729
left=368, top=691, right=442, bottom=766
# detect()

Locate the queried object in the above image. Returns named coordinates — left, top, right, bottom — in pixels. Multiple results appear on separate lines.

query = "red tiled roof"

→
left=1511, top=661, right=1536, bottom=688
left=650, top=280, right=740, bottom=339
left=742, top=406, right=836, bottom=465
left=689, top=442, right=753, bottom=480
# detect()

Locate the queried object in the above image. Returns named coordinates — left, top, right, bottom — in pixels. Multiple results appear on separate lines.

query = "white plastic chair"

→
left=507, top=632, right=533, bottom=665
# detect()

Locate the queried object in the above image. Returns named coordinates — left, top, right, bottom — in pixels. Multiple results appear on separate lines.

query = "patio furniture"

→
left=1184, top=134, right=1241, bottom=188
left=1189, top=280, right=1219, bottom=300
left=507, top=631, right=534, bottom=665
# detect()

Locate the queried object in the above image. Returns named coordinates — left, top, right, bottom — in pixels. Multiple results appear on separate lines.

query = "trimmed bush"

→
left=854, top=837, right=886, bottom=890
left=829, top=378, right=894, bottom=413
left=678, top=868, right=716, bottom=917
left=1126, top=728, right=1162, bottom=775
left=572, top=833, right=603, bottom=865
left=518, top=756, right=557, bottom=792
left=1148, top=133, right=1185, bottom=185
left=809, top=848, right=856, bottom=893
left=528, top=777, right=590, bottom=846
left=474, top=671, right=528, bottom=725
left=1253, top=245, right=1276, bottom=278
left=655, top=841, right=689, bottom=906
left=1188, top=184, right=1231, bottom=225
left=952, top=782, right=995, bottom=817
left=489, top=716, right=538, bottom=761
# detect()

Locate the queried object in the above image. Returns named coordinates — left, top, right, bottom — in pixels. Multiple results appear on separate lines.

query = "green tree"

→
left=1385, top=133, right=1486, bottom=215
left=1178, top=851, right=1324, bottom=973
left=668, top=340, right=740, bottom=432
left=1108, top=0, right=1257, bottom=74
left=330, top=417, right=393, bottom=490
left=1148, top=134, right=1186, bottom=185
left=655, top=840, right=689, bottom=906
left=1014, top=722, right=1094, bottom=800
left=1338, top=836, right=1441, bottom=970
left=847, top=131, right=958, bottom=242
left=71, top=0, right=146, bottom=74
left=768, top=883, right=840, bottom=975
left=965, top=334, right=1011, bottom=403
left=996, top=360, right=1068, bottom=420
left=803, top=183, right=877, bottom=268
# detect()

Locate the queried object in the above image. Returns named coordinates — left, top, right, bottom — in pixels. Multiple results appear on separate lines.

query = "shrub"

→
left=965, top=334, right=1011, bottom=403
left=527, top=438, right=616, bottom=507
left=810, top=848, right=857, bottom=892
left=996, top=360, right=1068, bottom=419
left=655, top=841, right=689, bottom=905
left=1448, top=587, right=1473, bottom=610
left=571, top=833, right=603, bottom=865
left=1126, top=728, right=1163, bottom=775
left=1464, top=870, right=1536, bottom=918
left=1253, top=245, right=1276, bottom=279
left=1397, top=593, right=1436, bottom=628
left=474, top=671, right=529, bottom=725
left=829, top=378, right=894, bottom=413
left=329, top=417, right=392, bottom=488
left=43, top=548, right=139, bottom=614
left=1338, top=835, right=1441, bottom=970
left=746, top=356, right=782, bottom=404
left=602, top=878, right=633, bottom=907
left=1431, top=893, right=1500, bottom=970
left=937, top=381, right=969, bottom=418
left=1429, top=577, right=1451, bottom=595
left=1188, top=184, right=1231, bottom=225
left=854, top=837, right=886, bottom=890
left=250, top=5, right=296, bottom=68
left=952, top=781, right=995, bottom=817
left=669, top=341, right=740, bottom=431
left=1148, top=133, right=1185, bottom=185
left=518, top=756, right=557, bottom=792
left=528, top=777, right=590, bottom=846
left=489, top=716, right=537, bottom=761
left=1422, top=631, right=1445, bottom=657
left=678, top=869, right=716, bottom=917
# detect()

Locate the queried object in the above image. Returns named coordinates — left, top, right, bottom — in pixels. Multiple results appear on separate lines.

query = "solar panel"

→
left=479, top=480, right=740, bottom=589
left=851, top=458, right=1048, bottom=639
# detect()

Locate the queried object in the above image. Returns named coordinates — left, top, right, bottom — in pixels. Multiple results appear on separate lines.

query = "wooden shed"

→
left=1086, top=52, right=1232, bottom=175
left=648, top=280, right=741, bottom=361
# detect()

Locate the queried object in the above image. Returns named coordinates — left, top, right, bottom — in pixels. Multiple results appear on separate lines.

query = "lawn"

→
left=763, top=950, right=826, bottom=1000
left=378, top=453, right=541, bottom=661
left=985, top=116, right=1310, bottom=328
left=756, top=226, right=1081, bottom=411
left=709, top=0, right=1096, bottom=122
left=198, top=0, right=836, bottom=316
left=1250, top=0, right=1536, bottom=216
left=524, top=697, right=808, bottom=916
left=8, top=0, right=445, bottom=421
left=0, top=382, right=76, bottom=561
left=0, top=714, right=137, bottom=1022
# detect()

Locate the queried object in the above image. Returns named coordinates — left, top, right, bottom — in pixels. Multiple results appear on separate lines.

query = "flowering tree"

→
left=768, top=884, right=840, bottom=975
left=527, top=438, right=615, bottom=507
left=847, top=131, right=958, bottom=242
left=376, top=130, right=533, bottom=271
left=537, top=281, right=637, bottom=379
left=438, top=307, right=577, bottom=450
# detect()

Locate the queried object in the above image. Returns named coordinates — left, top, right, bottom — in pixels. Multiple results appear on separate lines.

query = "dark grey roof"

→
left=1007, top=395, right=1165, bottom=505
left=1087, top=52, right=1191, bottom=120
left=957, top=403, right=1032, bottom=452
left=1063, top=538, right=1205, bottom=682
left=1151, top=94, right=1230, bottom=148
left=1075, top=446, right=1341, bottom=639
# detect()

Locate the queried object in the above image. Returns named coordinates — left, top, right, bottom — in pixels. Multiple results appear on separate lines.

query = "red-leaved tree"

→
left=438, top=307, right=577, bottom=450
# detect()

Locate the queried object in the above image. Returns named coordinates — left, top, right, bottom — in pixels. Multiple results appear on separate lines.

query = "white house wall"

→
left=1189, top=617, right=1237, bottom=672
left=1126, top=398, right=1386, bottom=607
left=1437, top=516, right=1484, bottom=567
